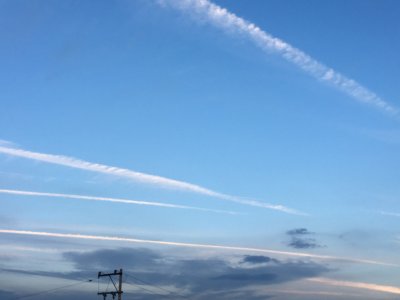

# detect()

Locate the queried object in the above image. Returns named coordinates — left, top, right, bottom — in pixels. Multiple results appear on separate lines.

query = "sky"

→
left=0, top=0, right=400, bottom=299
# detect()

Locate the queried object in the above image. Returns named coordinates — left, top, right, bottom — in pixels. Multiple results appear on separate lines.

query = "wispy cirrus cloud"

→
left=0, top=145, right=303, bottom=215
left=160, top=0, right=398, bottom=115
left=0, top=188, right=237, bottom=215
left=308, top=277, right=400, bottom=295
left=380, top=211, right=400, bottom=218
left=0, top=229, right=396, bottom=266
left=0, top=139, right=15, bottom=146
left=266, top=289, right=361, bottom=298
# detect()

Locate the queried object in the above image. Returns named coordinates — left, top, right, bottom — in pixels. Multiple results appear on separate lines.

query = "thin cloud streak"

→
left=0, top=188, right=238, bottom=215
left=308, top=277, right=400, bottom=295
left=0, top=229, right=396, bottom=267
left=380, top=211, right=400, bottom=218
left=0, top=245, right=65, bottom=254
left=267, top=289, right=360, bottom=298
left=0, top=145, right=303, bottom=215
left=161, top=0, right=398, bottom=115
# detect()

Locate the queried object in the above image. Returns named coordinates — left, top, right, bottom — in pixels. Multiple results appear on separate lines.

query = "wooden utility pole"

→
left=98, top=269, right=123, bottom=300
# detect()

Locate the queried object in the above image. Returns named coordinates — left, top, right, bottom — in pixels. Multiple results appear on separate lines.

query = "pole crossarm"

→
left=97, top=269, right=123, bottom=300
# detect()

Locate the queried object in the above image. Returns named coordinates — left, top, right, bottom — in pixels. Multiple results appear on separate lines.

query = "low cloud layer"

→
left=0, top=290, right=14, bottom=299
left=63, top=247, right=330, bottom=299
left=3, top=247, right=400, bottom=299
left=0, top=248, right=331, bottom=299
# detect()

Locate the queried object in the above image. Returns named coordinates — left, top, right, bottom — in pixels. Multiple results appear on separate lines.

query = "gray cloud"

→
left=286, top=228, right=324, bottom=249
left=289, top=237, right=321, bottom=249
left=2, top=247, right=331, bottom=299
left=64, top=247, right=330, bottom=298
left=0, top=290, right=15, bottom=300
left=241, top=255, right=279, bottom=264
left=287, top=228, right=313, bottom=236
left=0, top=281, right=96, bottom=300
left=64, top=247, right=161, bottom=271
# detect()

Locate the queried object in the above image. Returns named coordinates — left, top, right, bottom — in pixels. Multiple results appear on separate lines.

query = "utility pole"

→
left=98, top=269, right=123, bottom=300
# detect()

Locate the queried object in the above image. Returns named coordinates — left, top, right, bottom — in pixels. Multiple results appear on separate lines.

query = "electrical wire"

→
left=124, top=279, right=168, bottom=297
left=124, top=272, right=190, bottom=299
left=125, top=274, right=175, bottom=297
left=13, top=279, right=93, bottom=300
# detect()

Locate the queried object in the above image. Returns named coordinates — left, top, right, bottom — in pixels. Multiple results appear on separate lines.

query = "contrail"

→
left=0, top=189, right=238, bottom=215
left=160, top=0, right=398, bottom=115
left=0, top=229, right=396, bottom=267
left=0, top=145, right=304, bottom=215
left=308, top=278, right=400, bottom=295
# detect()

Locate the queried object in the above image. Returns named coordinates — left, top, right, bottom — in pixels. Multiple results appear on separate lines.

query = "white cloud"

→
left=0, top=139, right=15, bottom=147
left=380, top=211, right=400, bottom=218
left=0, top=145, right=304, bottom=215
left=161, top=0, right=398, bottom=115
left=266, top=288, right=361, bottom=298
left=0, top=188, right=237, bottom=215
left=308, top=277, right=400, bottom=295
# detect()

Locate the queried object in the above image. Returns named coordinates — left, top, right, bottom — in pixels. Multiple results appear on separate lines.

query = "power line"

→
left=13, top=279, right=93, bottom=300
left=124, top=272, right=190, bottom=299
left=124, top=279, right=168, bottom=297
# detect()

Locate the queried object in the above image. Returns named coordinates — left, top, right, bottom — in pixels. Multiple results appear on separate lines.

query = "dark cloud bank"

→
left=2, top=247, right=331, bottom=300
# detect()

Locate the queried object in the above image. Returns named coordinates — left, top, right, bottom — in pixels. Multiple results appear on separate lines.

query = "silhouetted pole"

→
left=98, top=269, right=123, bottom=300
left=118, top=269, right=123, bottom=300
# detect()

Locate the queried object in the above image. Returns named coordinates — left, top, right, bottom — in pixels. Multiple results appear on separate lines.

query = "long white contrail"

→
left=0, top=145, right=304, bottom=215
left=0, top=189, right=238, bottom=215
left=160, top=0, right=398, bottom=115
left=0, top=229, right=396, bottom=267
left=308, top=278, right=400, bottom=295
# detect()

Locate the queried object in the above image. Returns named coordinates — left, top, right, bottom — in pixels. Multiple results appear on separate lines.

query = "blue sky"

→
left=0, top=0, right=400, bottom=299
